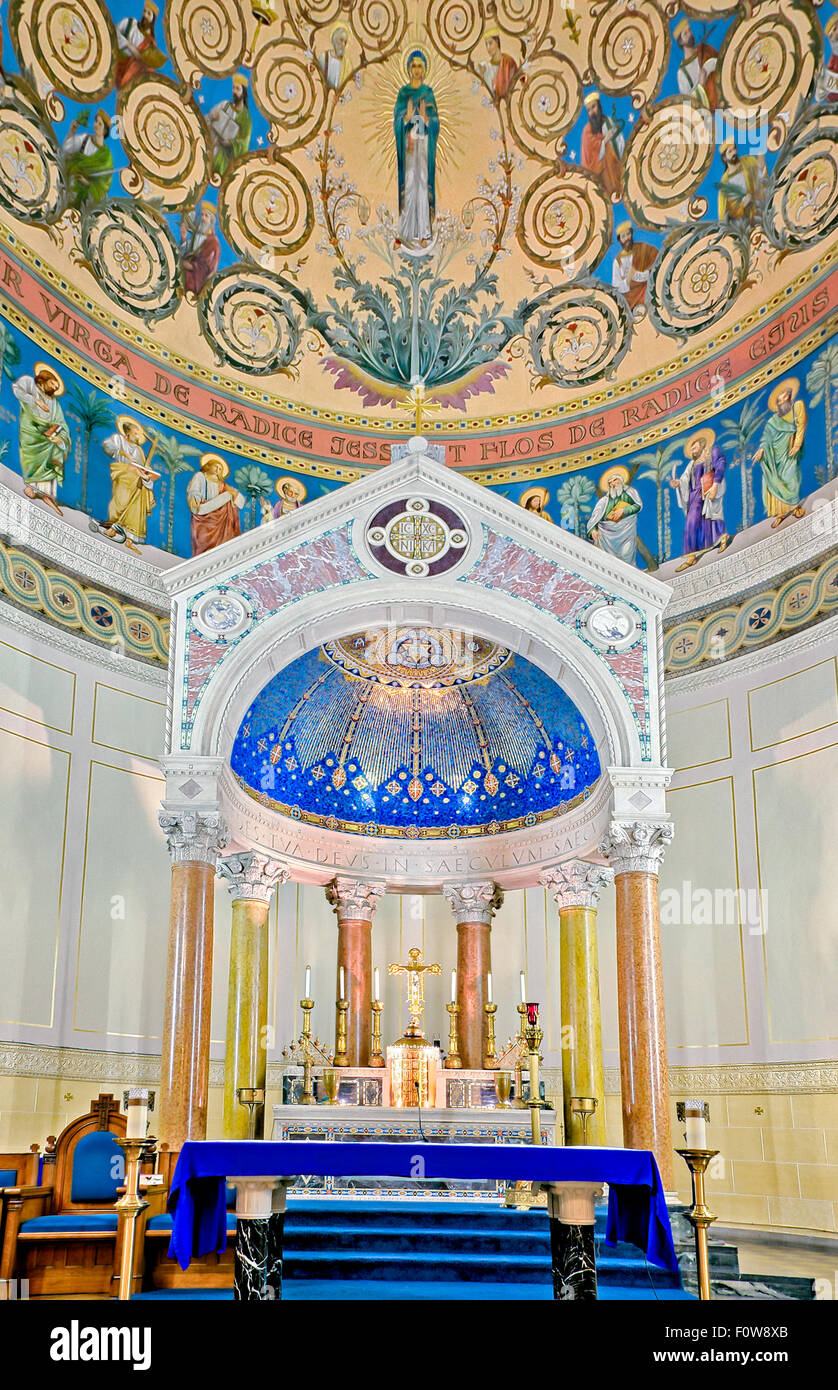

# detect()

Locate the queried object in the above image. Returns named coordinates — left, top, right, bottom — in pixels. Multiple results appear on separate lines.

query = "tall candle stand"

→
left=676, top=1148, right=719, bottom=1301
left=483, top=1002, right=498, bottom=1068
left=280, top=994, right=333, bottom=1103
left=334, top=997, right=350, bottom=1067
left=444, top=1000, right=462, bottom=1069
left=115, top=1137, right=150, bottom=1301
left=524, top=1003, right=546, bottom=1145
left=369, top=998, right=385, bottom=1067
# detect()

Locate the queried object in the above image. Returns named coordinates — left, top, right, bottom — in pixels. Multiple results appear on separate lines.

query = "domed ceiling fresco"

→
left=230, top=628, right=601, bottom=837
left=1, top=0, right=838, bottom=569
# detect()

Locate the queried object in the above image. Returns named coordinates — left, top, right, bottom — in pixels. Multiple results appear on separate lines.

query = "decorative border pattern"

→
left=664, top=549, right=838, bottom=675
left=0, top=538, right=169, bottom=667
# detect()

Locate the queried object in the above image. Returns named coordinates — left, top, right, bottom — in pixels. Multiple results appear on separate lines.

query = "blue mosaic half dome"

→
left=230, top=628, right=601, bottom=839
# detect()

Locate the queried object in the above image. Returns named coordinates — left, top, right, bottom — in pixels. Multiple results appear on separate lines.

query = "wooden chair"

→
left=0, top=1146, right=40, bottom=1190
left=141, top=1145, right=237, bottom=1290
left=0, top=1095, right=130, bottom=1298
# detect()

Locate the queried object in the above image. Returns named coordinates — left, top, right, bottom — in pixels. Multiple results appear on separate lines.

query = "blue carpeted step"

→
left=133, top=1282, right=695, bottom=1302
left=283, top=1248, right=682, bottom=1288
left=285, top=1222, right=551, bottom=1256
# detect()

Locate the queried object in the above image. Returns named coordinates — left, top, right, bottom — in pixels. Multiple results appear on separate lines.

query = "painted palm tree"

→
left=719, top=395, right=768, bottom=531
left=152, top=432, right=201, bottom=552
left=0, top=323, right=21, bottom=394
left=806, top=343, right=838, bottom=483
left=557, top=475, right=596, bottom=536
left=234, top=464, right=273, bottom=529
left=65, top=385, right=114, bottom=513
left=634, top=438, right=683, bottom=565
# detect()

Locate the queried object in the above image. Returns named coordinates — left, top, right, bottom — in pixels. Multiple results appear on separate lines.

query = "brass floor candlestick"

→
left=115, top=1138, right=149, bottom=1301
left=677, top=1148, right=719, bottom=1301
left=369, top=998, right=385, bottom=1067
left=483, top=1001, right=498, bottom=1068
left=444, top=1000, right=462, bottom=1068
left=524, top=1004, right=545, bottom=1146
left=334, top=998, right=350, bottom=1066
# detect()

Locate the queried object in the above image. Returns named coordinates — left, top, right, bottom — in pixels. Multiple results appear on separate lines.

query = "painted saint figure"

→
left=580, top=91, right=625, bottom=202
left=272, top=476, right=307, bottom=518
left=319, top=25, right=350, bottom=91
left=208, top=75, right=252, bottom=178
left=62, top=110, right=113, bottom=209
left=611, top=222, right=657, bottom=311
left=669, top=429, right=730, bottom=563
left=114, top=3, right=166, bottom=89
left=815, top=14, right=838, bottom=101
left=587, top=466, right=643, bottom=565
left=519, top=485, right=552, bottom=522
left=187, top=453, right=244, bottom=555
left=718, top=141, right=765, bottom=225
left=753, top=379, right=807, bottom=528
left=394, top=50, right=439, bottom=249
left=12, top=363, right=70, bottom=514
left=481, top=28, right=518, bottom=100
left=100, top=417, right=159, bottom=547
left=181, top=203, right=221, bottom=296
left=674, top=17, right=719, bottom=110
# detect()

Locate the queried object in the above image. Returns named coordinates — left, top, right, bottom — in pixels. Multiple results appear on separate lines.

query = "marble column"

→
left=157, top=810, right=227, bottom=1148
left=231, top=1180, right=273, bottom=1301
left=546, top=1184, right=602, bottom=1301
left=600, top=819, right=675, bottom=1189
left=442, top=881, right=503, bottom=1070
left=217, top=852, right=289, bottom=1140
left=325, top=878, right=385, bottom=1066
left=541, top=860, right=613, bottom=1148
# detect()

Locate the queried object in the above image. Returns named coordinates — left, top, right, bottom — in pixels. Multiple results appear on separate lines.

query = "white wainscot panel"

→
left=92, top=683, right=166, bottom=762
left=748, top=659, right=838, bottom=752
left=0, top=640, right=75, bottom=734
left=667, top=699, right=731, bottom=770
left=754, top=744, right=838, bottom=1046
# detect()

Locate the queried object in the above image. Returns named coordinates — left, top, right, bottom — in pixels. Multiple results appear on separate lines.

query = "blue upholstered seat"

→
left=0, top=1169, right=19, bottom=1187
left=69, top=1131, right=123, bottom=1204
left=20, top=1214, right=119, bottom=1233
left=146, top=1213, right=237, bottom=1233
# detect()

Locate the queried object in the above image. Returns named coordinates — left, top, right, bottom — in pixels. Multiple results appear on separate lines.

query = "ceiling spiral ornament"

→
left=425, top=0, right=483, bottom=63
left=622, top=99, right=715, bottom=231
left=0, top=95, right=66, bottom=224
left=9, top=0, right=116, bottom=102
left=116, top=75, right=211, bottom=209
left=528, top=281, right=633, bottom=387
left=348, top=0, right=409, bottom=56
left=507, top=52, right=583, bottom=157
left=250, top=38, right=330, bottom=149
left=586, top=0, right=668, bottom=105
left=79, top=198, right=182, bottom=322
left=163, top=0, right=251, bottom=85
left=518, top=166, right=612, bottom=273
left=716, top=1, right=822, bottom=123
left=219, top=152, right=314, bottom=260
left=198, top=266, right=303, bottom=375
left=647, top=221, right=750, bottom=337
left=765, top=108, right=838, bottom=250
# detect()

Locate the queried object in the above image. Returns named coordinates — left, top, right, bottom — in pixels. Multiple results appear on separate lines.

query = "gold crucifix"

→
left=388, top=946, right=441, bottom=1038
left=405, top=381, right=440, bottom=435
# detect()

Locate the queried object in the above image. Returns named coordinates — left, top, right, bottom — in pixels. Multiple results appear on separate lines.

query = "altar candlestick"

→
left=374, top=968, right=380, bottom=1000
left=487, top=972, right=493, bottom=1004
left=339, top=966, right=345, bottom=999
left=451, top=969, right=456, bottom=1003
left=520, top=971, right=526, bottom=1004
left=684, top=1100, right=708, bottom=1148
left=304, top=965, right=311, bottom=999
left=126, top=1088, right=148, bottom=1139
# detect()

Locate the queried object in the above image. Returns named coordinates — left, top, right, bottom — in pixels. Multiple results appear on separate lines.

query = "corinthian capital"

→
left=217, top=851, right=290, bottom=904
left=158, top=810, right=228, bottom=866
left=599, top=820, right=674, bottom=877
left=326, top=877, right=385, bottom=922
left=442, top=881, right=504, bottom=925
left=540, top=860, right=613, bottom=911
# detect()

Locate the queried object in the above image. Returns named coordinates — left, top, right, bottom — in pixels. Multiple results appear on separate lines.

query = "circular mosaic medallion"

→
left=365, top=497, right=469, bottom=578
left=583, top=602, right=638, bottom=651
left=323, top=627, right=511, bottom=688
left=192, top=587, right=254, bottom=641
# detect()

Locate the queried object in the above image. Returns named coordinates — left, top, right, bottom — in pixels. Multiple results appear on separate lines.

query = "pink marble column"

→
left=442, top=882, right=503, bottom=1070
left=157, top=810, right=227, bottom=1148
left=601, top=820, right=675, bottom=1189
left=326, top=878, right=385, bottom=1066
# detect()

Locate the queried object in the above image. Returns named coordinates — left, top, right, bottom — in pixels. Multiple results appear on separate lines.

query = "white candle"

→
left=304, top=965, right=311, bottom=998
left=339, top=966, right=345, bottom=999
left=487, top=972, right=493, bottom=1004
left=126, top=1088, right=148, bottom=1140
left=451, top=969, right=457, bottom=1003
left=520, top=970, right=526, bottom=1003
left=684, top=1100, right=707, bottom=1148
left=374, top=968, right=380, bottom=1001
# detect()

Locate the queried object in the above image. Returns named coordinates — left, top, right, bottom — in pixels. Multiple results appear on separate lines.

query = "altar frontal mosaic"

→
left=230, top=638, right=601, bottom=838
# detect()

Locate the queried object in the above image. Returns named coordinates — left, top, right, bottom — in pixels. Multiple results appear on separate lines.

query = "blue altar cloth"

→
left=166, top=1141, right=678, bottom=1275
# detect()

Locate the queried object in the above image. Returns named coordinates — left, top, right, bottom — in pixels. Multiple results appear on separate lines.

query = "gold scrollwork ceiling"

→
left=0, top=0, right=836, bottom=428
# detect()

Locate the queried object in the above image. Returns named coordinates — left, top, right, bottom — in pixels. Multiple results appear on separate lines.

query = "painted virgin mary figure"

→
left=394, top=50, right=439, bottom=249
